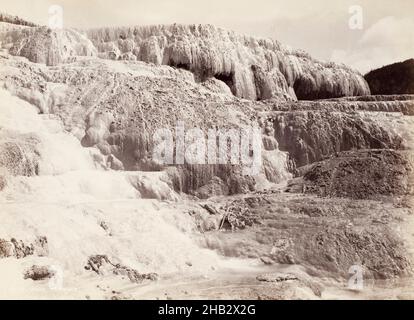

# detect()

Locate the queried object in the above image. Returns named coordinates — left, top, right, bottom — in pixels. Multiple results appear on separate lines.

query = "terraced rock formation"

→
left=0, top=15, right=413, bottom=299
left=2, top=22, right=370, bottom=101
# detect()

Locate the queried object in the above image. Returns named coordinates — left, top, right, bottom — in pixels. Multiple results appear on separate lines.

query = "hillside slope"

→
left=365, top=59, right=414, bottom=95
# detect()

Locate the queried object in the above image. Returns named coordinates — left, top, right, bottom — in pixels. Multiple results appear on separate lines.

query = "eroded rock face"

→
left=85, top=255, right=158, bottom=283
left=192, top=176, right=229, bottom=199
left=269, top=110, right=405, bottom=167
left=0, top=236, right=48, bottom=259
left=6, top=26, right=97, bottom=66
left=0, top=132, right=41, bottom=176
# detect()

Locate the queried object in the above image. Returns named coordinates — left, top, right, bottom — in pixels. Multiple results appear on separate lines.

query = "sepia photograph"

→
left=0, top=0, right=413, bottom=307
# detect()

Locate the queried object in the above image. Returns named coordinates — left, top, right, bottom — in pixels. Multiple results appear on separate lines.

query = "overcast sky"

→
left=1, top=0, right=413, bottom=73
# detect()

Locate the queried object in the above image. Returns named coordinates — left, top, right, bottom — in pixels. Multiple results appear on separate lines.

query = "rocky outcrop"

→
left=287, top=149, right=413, bottom=199
left=0, top=132, right=41, bottom=176
left=0, top=236, right=48, bottom=259
left=24, top=265, right=55, bottom=280
left=365, top=59, right=414, bottom=95
left=85, top=255, right=158, bottom=283
left=4, top=26, right=97, bottom=66
left=268, top=110, right=405, bottom=167
left=192, top=176, right=229, bottom=199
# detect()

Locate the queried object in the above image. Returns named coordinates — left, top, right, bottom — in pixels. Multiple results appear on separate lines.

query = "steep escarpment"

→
left=365, top=59, right=414, bottom=95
